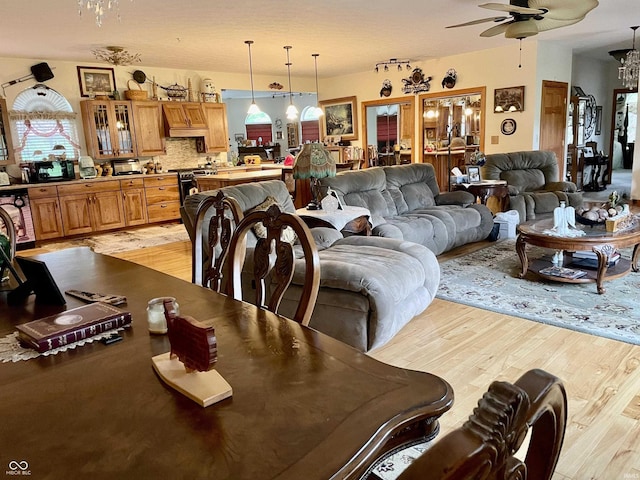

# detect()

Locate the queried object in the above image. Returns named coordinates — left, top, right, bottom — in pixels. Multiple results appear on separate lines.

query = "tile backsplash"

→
left=153, top=138, right=225, bottom=171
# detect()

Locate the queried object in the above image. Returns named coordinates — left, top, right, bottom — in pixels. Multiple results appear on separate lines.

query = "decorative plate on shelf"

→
left=501, top=118, right=517, bottom=135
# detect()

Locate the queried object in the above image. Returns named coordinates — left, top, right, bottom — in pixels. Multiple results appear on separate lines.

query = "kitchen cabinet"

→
left=143, top=174, right=180, bottom=223
left=28, top=186, right=64, bottom=240
left=196, top=103, right=229, bottom=153
left=120, top=177, right=148, bottom=226
left=132, top=101, right=166, bottom=157
left=0, top=97, right=15, bottom=166
left=162, top=102, right=208, bottom=137
left=81, top=100, right=138, bottom=160
left=57, top=180, right=125, bottom=236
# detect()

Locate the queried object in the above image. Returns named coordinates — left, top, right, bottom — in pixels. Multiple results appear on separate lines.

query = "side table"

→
left=296, top=205, right=372, bottom=236
left=452, top=180, right=509, bottom=214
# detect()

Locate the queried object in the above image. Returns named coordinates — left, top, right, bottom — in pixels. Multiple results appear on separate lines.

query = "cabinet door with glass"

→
left=0, top=98, right=15, bottom=166
left=81, top=100, right=138, bottom=160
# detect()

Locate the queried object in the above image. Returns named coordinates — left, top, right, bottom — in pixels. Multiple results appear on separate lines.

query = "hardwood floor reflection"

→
left=19, top=238, right=640, bottom=479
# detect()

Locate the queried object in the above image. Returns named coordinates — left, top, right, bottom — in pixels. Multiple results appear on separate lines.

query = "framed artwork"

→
left=276, top=131, right=284, bottom=140
left=319, top=96, right=358, bottom=141
left=494, top=86, right=525, bottom=113
left=234, top=133, right=245, bottom=143
left=467, top=165, right=481, bottom=183
left=595, top=105, right=603, bottom=135
left=77, top=66, right=116, bottom=97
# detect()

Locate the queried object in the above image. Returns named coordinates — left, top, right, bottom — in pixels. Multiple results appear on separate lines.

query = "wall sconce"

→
left=375, top=58, right=411, bottom=73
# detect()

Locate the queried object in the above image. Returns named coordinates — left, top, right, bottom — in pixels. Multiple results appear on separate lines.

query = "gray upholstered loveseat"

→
left=319, top=163, right=494, bottom=255
left=182, top=179, right=440, bottom=352
left=481, top=150, right=583, bottom=222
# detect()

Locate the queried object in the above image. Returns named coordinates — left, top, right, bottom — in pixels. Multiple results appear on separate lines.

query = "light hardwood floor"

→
left=23, top=238, right=640, bottom=479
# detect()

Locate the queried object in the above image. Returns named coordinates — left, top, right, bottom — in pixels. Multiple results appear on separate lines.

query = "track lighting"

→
left=374, top=58, right=412, bottom=73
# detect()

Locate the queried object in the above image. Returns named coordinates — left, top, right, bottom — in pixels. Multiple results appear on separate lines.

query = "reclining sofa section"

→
left=320, top=163, right=495, bottom=255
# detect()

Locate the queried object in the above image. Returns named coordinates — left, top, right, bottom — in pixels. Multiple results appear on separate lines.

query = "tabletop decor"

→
left=293, top=143, right=337, bottom=210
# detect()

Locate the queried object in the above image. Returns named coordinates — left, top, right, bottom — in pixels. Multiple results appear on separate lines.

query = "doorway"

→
left=607, top=88, right=637, bottom=199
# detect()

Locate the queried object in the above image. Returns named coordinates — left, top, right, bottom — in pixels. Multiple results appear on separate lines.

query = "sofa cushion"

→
left=247, top=195, right=297, bottom=244
left=383, top=163, right=439, bottom=212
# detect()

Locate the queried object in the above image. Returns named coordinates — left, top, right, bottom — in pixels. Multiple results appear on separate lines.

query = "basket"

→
left=125, top=80, right=148, bottom=101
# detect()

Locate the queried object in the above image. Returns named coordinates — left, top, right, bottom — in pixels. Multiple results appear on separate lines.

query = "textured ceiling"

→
left=0, top=0, right=637, bottom=79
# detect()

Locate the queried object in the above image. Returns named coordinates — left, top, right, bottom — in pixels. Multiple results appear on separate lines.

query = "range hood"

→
left=162, top=103, right=208, bottom=138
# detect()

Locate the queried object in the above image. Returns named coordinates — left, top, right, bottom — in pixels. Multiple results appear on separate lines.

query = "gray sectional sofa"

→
left=320, top=163, right=495, bottom=255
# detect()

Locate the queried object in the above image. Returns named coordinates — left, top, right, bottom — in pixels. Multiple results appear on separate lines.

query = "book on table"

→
left=570, top=250, right=620, bottom=269
left=538, top=266, right=588, bottom=279
left=16, top=302, right=132, bottom=353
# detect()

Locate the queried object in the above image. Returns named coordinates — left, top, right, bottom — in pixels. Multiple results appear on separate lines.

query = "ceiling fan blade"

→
left=446, top=16, right=508, bottom=28
left=528, top=0, right=598, bottom=21
left=479, top=3, right=545, bottom=15
left=480, top=21, right=513, bottom=37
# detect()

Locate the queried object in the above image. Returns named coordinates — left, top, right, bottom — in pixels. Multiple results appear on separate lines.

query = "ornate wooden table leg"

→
left=516, top=234, right=528, bottom=278
left=632, top=243, right=639, bottom=273
left=593, top=244, right=616, bottom=295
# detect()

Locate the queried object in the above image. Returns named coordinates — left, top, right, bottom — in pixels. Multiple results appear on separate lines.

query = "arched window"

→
left=300, top=106, right=321, bottom=143
left=9, top=84, right=81, bottom=162
left=245, top=111, right=272, bottom=144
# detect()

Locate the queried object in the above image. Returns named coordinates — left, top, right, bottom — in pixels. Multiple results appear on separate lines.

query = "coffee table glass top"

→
left=519, top=215, right=640, bottom=239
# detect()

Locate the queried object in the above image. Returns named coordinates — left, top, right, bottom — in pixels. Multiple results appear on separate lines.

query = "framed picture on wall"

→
left=77, top=66, right=116, bottom=97
left=494, top=86, right=524, bottom=113
left=319, top=96, right=358, bottom=141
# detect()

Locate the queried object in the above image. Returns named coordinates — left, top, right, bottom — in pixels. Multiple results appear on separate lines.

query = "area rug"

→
left=44, top=223, right=190, bottom=255
left=437, top=240, right=640, bottom=345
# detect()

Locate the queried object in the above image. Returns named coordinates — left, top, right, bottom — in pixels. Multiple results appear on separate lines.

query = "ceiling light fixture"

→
left=78, top=0, right=130, bottom=27
left=284, top=46, right=298, bottom=120
left=619, top=26, right=640, bottom=90
left=374, top=58, right=411, bottom=73
left=92, top=46, right=141, bottom=66
left=312, top=54, right=324, bottom=118
left=245, top=40, right=261, bottom=115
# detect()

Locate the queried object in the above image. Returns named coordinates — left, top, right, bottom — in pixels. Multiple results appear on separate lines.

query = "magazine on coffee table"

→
left=539, top=266, right=587, bottom=279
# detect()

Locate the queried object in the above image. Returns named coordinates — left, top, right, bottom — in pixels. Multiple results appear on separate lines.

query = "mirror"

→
left=419, top=87, right=486, bottom=191
left=609, top=89, right=637, bottom=171
left=362, top=97, right=415, bottom=167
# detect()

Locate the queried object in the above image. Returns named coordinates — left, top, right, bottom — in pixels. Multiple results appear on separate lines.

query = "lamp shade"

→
left=293, top=143, right=336, bottom=180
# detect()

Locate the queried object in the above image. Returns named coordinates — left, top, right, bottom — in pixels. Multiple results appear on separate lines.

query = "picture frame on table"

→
left=319, top=96, right=358, bottom=141
left=77, top=66, right=116, bottom=97
left=467, top=165, right=481, bottom=183
left=494, top=86, right=524, bottom=113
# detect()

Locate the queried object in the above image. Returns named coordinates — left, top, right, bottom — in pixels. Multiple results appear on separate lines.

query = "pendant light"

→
left=312, top=53, right=324, bottom=117
left=284, top=46, right=298, bottom=120
left=245, top=40, right=260, bottom=115
left=619, top=26, right=640, bottom=90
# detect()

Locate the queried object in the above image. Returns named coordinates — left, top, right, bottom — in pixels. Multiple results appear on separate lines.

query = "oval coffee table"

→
left=516, top=215, right=640, bottom=294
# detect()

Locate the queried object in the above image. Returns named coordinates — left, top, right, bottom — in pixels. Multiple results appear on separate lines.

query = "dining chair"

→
left=225, top=203, right=321, bottom=325
left=0, top=207, right=17, bottom=281
left=395, top=369, right=567, bottom=480
left=192, top=191, right=243, bottom=292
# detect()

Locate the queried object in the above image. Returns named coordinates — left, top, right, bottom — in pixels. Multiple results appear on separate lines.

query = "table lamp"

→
left=293, top=143, right=336, bottom=210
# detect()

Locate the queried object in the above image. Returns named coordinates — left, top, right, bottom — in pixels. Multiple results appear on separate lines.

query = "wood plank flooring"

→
left=20, top=238, right=640, bottom=479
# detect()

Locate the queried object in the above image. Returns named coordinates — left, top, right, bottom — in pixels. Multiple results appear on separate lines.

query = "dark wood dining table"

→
left=0, top=248, right=453, bottom=480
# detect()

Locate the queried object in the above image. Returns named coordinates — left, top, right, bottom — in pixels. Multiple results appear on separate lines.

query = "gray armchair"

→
left=482, top=150, right=583, bottom=221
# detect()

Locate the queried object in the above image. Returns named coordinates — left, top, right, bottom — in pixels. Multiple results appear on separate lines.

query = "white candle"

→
left=146, top=297, right=179, bottom=334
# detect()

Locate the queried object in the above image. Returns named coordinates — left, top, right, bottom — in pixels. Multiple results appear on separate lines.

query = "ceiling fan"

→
left=446, top=0, right=599, bottom=39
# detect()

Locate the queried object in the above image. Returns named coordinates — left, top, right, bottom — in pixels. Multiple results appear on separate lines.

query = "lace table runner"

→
left=0, top=328, right=125, bottom=363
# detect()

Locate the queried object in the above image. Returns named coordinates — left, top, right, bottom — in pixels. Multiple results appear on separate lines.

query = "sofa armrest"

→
left=435, top=190, right=475, bottom=206
left=309, top=227, right=344, bottom=250
left=544, top=181, right=577, bottom=193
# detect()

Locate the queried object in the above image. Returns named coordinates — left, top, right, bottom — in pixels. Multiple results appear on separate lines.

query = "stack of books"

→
left=570, top=250, right=620, bottom=269
left=539, top=266, right=588, bottom=279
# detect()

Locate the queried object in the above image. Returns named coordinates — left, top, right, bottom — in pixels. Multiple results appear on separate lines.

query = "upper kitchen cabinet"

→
left=162, top=102, right=208, bottom=137
left=81, top=100, right=138, bottom=160
left=196, top=103, right=229, bottom=153
left=132, top=101, right=166, bottom=157
left=0, top=98, right=15, bottom=165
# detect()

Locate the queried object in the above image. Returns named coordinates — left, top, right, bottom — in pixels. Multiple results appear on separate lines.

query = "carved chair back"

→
left=192, top=191, right=243, bottom=292
left=397, top=369, right=567, bottom=480
left=226, top=203, right=320, bottom=325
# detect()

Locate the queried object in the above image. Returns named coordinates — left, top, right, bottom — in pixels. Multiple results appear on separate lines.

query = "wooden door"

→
left=182, top=103, right=207, bottom=128
left=29, top=197, right=63, bottom=240
left=162, top=104, right=190, bottom=128
left=111, top=102, right=137, bottom=157
left=81, top=101, right=115, bottom=160
left=122, top=188, right=148, bottom=226
left=539, top=80, right=568, bottom=179
left=132, top=101, right=165, bottom=156
left=92, top=190, right=126, bottom=232
left=59, top=194, right=93, bottom=236
left=199, top=103, right=229, bottom=152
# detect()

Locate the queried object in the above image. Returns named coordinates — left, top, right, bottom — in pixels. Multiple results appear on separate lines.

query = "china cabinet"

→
left=0, top=98, right=15, bottom=166
left=80, top=100, right=138, bottom=160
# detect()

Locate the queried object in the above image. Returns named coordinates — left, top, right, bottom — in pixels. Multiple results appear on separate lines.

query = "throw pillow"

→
left=248, top=196, right=297, bottom=245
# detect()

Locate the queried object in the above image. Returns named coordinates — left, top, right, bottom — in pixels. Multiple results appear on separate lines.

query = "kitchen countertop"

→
left=0, top=172, right=177, bottom=193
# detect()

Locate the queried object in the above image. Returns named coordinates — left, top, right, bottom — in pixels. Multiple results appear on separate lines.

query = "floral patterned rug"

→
left=437, top=239, right=640, bottom=345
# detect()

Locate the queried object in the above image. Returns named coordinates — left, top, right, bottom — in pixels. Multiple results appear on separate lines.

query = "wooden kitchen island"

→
left=194, top=169, right=282, bottom=191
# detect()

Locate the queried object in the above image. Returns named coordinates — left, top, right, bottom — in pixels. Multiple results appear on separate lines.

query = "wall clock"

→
left=501, top=118, right=517, bottom=135
left=275, top=119, right=283, bottom=129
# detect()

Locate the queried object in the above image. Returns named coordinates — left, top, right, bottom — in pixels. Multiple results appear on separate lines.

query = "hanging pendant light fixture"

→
left=284, top=46, right=298, bottom=120
left=619, top=26, right=640, bottom=90
left=245, top=40, right=261, bottom=115
left=312, top=54, right=324, bottom=118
